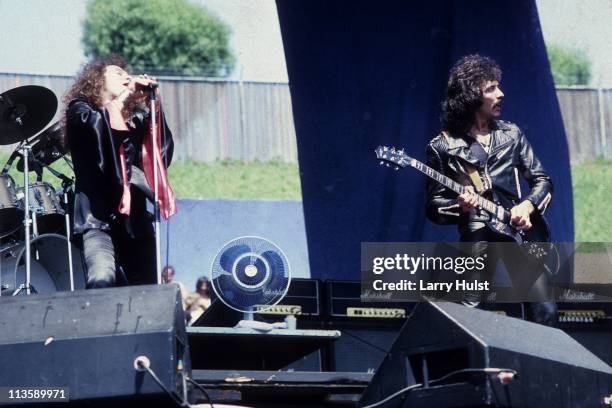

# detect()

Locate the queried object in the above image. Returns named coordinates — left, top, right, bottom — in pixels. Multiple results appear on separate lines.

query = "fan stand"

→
left=235, top=306, right=296, bottom=331
left=243, top=307, right=254, bottom=322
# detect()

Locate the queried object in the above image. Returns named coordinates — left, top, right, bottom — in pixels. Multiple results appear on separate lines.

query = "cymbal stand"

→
left=62, top=155, right=74, bottom=171
left=12, top=142, right=35, bottom=295
left=45, top=164, right=76, bottom=291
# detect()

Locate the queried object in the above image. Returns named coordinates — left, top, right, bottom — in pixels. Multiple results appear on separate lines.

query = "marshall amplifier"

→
left=325, top=280, right=411, bottom=373
left=557, top=302, right=612, bottom=366
left=327, top=280, right=413, bottom=318
left=258, top=278, right=326, bottom=371
left=256, top=278, right=322, bottom=318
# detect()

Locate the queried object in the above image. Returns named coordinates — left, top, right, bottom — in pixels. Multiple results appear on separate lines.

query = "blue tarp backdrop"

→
left=276, top=0, right=574, bottom=280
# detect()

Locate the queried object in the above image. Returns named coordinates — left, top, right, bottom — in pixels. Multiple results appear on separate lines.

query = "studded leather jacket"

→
left=425, top=120, right=553, bottom=234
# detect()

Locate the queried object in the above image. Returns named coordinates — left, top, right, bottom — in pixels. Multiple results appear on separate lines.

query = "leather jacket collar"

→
left=445, top=121, right=514, bottom=166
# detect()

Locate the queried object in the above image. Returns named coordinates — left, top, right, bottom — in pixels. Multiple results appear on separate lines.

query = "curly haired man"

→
left=426, top=54, right=556, bottom=325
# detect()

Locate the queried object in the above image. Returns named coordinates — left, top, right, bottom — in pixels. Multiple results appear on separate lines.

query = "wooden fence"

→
left=0, top=73, right=609, bottom=164
left=556, top=87, right=611, bottom=163
left=0, top=73, right=298, bottom=162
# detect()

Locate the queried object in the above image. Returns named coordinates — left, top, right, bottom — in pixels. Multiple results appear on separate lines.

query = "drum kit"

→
left=0, top=85, right=86, bottom=297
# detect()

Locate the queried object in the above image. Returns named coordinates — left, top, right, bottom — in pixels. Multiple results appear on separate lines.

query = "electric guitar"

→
left=374, top=145, right=551, bottom=248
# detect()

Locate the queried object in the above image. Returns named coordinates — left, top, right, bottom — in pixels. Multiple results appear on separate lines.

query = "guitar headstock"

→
left=374, top=146, right=413, bottom=170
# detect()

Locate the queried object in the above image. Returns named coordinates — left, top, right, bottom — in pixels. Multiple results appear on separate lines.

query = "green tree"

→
left=83, top=0, right=234, bottom=76
left=546, top=44, right=591, bottom=86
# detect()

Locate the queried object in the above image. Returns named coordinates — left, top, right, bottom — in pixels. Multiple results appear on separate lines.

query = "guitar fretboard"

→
left=410, top=160, right=500, bottom=216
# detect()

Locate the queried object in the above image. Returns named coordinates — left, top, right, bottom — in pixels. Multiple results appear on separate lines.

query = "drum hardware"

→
left=16, top=121, right=68, bottom=171
left=17, top=181, right=65, bottom=235
left=0, top=155, right=77, bottom=296
left=0, top=234, right=86, bottom=295
left=0, top=84, right=64, bottom=296
left=15, top=155, right=75, bottom=293
left=0, top=86, right=57, bottom=145
left=0, top=173, right=23, bottom=235
left=43, top=164, right=76, bottom=291
left=12, top=142, right=36, bottom=296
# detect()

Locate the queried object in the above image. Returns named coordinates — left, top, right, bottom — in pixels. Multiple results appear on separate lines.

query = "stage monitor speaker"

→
left=0, top=284, right=190, bottom=405
left=359, top=301, right=612, bottom=408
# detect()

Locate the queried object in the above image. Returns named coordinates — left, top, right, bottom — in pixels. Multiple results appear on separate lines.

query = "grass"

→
left=571, top=158, right=612, bottom=242
left=0, top=152, right=609, bottom=241
left=0, top=153, right=302, bottom=200
left=166, top=159, right=302, bottom=199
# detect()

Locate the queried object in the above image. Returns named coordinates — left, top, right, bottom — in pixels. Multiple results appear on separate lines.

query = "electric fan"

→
left=211, top=236, right=291, bottom=319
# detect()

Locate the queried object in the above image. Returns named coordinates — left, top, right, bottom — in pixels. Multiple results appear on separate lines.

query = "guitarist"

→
left=426, top=54, right=556, bottom=325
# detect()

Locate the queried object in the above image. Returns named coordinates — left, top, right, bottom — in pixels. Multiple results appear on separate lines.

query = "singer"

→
left=64, top=55, right=176, bottom=288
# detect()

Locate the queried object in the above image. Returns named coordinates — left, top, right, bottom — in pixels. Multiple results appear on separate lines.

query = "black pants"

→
left=461, top=227, right=557, bottom=326
left=83, top=227, right=156, bottom=288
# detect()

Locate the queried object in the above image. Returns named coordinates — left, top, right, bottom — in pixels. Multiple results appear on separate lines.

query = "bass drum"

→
left=0, top=234, right=86, bottom=295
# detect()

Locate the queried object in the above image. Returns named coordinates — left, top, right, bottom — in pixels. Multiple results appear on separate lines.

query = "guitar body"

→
left=484, top=193, right=552, bottom=264
left=484, top=190, right=551, bottom=245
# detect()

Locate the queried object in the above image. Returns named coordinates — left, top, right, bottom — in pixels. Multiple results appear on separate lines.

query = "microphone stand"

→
left=149, top=86, right=162, bottom=285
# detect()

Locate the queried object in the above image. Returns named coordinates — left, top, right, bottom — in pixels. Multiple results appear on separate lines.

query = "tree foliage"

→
left=83, top=0, right=234, bottom=76
left=546, top=44, right=591, bottom=86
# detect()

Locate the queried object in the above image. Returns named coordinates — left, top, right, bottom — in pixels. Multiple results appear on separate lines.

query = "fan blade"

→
left=261, top=250, right=285, bottom=275
left=219, top=244, right=252, bottom=273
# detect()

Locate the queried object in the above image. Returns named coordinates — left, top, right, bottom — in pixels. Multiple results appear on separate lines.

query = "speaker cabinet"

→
left=0, top=284, right=190, bottom=404
left=360, top=301, right=612, bottom=408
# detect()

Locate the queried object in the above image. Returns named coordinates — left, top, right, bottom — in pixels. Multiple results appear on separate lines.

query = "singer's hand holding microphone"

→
left=129, top=74, right=158, bottom=93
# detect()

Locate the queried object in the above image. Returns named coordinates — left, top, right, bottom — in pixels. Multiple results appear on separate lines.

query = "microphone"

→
left=148, top=82, right=159, bottom=101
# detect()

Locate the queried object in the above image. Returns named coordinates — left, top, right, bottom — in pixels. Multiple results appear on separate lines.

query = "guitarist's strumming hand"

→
left=458, top=186, right=479, bottom=212
left=510, top=200, right=535, bottom=230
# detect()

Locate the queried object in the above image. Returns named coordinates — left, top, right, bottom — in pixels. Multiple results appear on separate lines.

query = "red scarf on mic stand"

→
left=141, top=99, right=177, bottom=219
left=111, top=99, right=177, bottom=219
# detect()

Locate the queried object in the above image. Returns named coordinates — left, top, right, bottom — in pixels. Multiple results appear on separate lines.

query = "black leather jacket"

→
left=425, top=120, right=552, bottom=232
left=66, top=98, right=174, bottom=238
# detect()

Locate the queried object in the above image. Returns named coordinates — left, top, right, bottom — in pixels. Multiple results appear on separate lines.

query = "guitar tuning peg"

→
left=385, top=163, right=390, bottom=167
left=379, top=161, right=384, bottom=166
left=394, top=166, right=399, bottom=171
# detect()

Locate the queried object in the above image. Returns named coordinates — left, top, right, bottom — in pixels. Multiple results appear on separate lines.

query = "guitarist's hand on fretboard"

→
left=458, top=186, right=479, bottom=213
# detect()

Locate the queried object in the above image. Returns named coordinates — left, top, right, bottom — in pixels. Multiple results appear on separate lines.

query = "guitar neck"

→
left=410, top=160, right=501, bottom=216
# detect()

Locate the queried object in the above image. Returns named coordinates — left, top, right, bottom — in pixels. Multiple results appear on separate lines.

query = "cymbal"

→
left=0, top=85, right=58, bottom=145
left=16, top=121, right=68, bottom=172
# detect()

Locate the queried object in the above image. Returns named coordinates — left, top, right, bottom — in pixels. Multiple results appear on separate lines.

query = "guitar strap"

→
left=464, top=162, right=485, bottom=193
left=441, top=131, right=485, bottom=193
